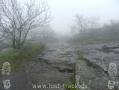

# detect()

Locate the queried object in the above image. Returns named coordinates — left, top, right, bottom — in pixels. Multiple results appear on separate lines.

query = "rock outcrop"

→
left=76, top=42, right=119, bottom=90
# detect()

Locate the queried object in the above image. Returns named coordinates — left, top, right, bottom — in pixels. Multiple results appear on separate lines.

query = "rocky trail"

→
left=76, top=42, right=119, bottom=90
left=0, top=43, right=78, bottom=90
left=1, top=42, right=119, bottom=90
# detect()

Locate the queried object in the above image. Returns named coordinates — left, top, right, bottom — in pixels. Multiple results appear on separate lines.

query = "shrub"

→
left=0, top=43, right=45, bottom=72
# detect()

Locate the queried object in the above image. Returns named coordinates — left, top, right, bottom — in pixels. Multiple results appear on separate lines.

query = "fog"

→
left=0, top=1, right=119, bottom=90
left=17, top=0, right=119, bottom=35
left=47, top=0, right=119, bottom=35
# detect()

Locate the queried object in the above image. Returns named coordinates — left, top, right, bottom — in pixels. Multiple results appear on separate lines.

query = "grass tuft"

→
left=77, top=50, right=84, bottom=60
left=64, top=74, right=79, bottom=90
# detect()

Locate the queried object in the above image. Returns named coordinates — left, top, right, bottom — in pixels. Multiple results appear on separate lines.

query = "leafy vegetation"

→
left=64, top=74, right=79, bottom=90
left=0, top=43, right=45, bottom=72
left=77, top=50, right=85, bottom=60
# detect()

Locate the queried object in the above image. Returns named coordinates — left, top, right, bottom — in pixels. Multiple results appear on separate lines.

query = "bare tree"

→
left=75, top=15, right=87, bottom=33
left=0, top=0, right=50, bottom=49
left=74, top=15, right=99, bottom=33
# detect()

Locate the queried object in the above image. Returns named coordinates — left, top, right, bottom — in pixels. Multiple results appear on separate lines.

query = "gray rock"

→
left=76, top=42, right=119, bottom=90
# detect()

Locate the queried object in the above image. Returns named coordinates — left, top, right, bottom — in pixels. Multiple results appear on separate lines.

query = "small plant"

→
left=64, top=74, right=79, bottom=90
left=77, top=50, right=84, bottom=60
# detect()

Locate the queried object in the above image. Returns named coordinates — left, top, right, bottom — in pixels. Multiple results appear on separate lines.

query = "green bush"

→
left=0, top=43, right=45, bottom=72
left=0, top=48, right=19, bottom=60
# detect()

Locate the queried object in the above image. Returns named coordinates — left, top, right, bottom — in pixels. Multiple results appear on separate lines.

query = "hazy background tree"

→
left=75, top=15, right=87, bottom=33
left=0, top=0, right=50, bottom=49
left=69, top=15, right=119, bottom=44
left=29, top=26, right=57, bottom=44
left=74, top=15, right=99, bottom=33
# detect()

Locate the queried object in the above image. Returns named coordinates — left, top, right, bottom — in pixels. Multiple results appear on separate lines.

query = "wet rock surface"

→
left=0, top=43, right=77, bottom=90
left=76, top=42, right=119, bottom=90
left=2, top=41, right=119, bottom=90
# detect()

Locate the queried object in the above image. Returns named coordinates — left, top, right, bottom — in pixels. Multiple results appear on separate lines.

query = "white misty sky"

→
left=47, top=0, right=119, bottom=34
